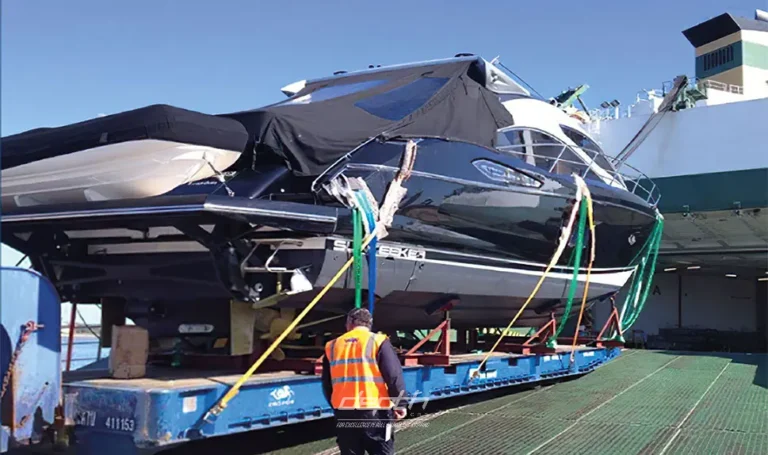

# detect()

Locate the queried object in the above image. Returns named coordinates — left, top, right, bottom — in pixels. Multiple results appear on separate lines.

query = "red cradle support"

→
left=399, top=303, right=456, bottom=367
left=595, top=302, right=625, bottom=348
left=248, top=342, right=325, bottom=375
left=495, top=312, right=559, bottom=355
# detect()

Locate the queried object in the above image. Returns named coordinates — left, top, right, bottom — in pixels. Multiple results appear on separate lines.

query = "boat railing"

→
left=497, top=143, right=661, bottom=206
left=604, top=157, right=661, bottom=206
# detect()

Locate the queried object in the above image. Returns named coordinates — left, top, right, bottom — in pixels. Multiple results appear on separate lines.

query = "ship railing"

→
left=497, top=143, right=661, bottom=206
left=695, top=78, right=744, bottom=95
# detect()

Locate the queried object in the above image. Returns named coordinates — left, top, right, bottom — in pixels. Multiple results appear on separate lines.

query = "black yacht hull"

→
left=272, top=236, right=633, bottom=331
left=2, top=80, right=658, bottom=336
left=1, top=137, right=656, bottom=335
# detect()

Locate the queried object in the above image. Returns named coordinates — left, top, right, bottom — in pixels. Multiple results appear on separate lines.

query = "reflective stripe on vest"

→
left=325, top=327, right=391, bottom=410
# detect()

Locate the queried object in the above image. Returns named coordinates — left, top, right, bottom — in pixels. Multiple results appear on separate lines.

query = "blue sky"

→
left=0, top=0, right=763, bottom=272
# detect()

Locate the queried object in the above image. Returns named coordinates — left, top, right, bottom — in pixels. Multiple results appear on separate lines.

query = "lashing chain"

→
left=1, top=321, right=42, bottom=400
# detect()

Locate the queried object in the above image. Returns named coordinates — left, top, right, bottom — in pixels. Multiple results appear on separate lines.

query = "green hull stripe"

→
left=653, top=168, right=768, bottom=213
left=744, top=41, right=768, bottom=71
left=696, top=43, right=741, bottom=79
left=695, top=41, right=768, bottom=79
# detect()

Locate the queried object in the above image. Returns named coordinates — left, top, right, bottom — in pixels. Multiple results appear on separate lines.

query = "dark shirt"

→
left=322, top=336, right=407, bottom=409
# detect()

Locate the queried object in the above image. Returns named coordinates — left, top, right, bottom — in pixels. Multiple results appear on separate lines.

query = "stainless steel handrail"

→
left=497, top=143, right=661, bottom=206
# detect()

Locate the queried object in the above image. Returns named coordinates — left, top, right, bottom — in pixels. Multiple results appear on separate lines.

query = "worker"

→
left=322, top=308, right=407, bottom=455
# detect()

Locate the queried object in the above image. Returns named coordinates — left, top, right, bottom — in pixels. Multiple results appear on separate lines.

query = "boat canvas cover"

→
left=0, top=104, right=250, bottom=170
left=221, top=56, right=515, bottom=176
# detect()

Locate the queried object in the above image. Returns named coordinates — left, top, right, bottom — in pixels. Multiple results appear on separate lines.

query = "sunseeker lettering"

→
left=332, top=240, right=426, bottom=260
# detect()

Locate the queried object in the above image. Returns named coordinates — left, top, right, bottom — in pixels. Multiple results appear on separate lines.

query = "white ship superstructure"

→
left=586, top=10, right=767, bottom=341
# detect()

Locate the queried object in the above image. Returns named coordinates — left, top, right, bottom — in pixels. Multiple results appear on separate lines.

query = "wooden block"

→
left=100, top=297, right=126, bottom=348
left=109, top=325, right=149, bottom=379
left=230, top=300, right=257, bottom=356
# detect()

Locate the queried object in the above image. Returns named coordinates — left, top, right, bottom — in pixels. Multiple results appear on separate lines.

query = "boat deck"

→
left=157, top=350, right=768, bottom=455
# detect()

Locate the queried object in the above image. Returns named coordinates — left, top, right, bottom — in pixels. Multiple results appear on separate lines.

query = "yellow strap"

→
left=207, top=229, right=380, bottom=416
left=570, top=186, right=596, bottom=362
left=471, top=175, right=589, bottom=379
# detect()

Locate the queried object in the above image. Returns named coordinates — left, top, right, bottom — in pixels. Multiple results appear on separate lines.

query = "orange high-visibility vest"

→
left=325, top=327, right=391, bottom=410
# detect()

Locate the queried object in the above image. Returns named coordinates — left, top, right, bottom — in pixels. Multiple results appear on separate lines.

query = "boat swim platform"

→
left=156, top=350, right=767, bottom=455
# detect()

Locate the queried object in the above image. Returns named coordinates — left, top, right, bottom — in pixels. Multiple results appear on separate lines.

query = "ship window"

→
left=702, top=44, right=734, bottom=72
left=355, top=77, right=449, bottom=121
left=280, top=79, right=388, bottom=105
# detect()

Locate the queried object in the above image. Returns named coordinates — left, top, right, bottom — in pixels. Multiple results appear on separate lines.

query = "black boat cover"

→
left=221, top=56, right=515, bottom=176
left=1, top=104, right=249, bottom=171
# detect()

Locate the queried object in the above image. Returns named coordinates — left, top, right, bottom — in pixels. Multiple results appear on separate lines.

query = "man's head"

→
left=346, top=308, right=373, bottom=331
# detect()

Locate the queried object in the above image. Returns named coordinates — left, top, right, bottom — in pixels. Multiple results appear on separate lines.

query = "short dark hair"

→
left=347, top=308, right=372, bottom=329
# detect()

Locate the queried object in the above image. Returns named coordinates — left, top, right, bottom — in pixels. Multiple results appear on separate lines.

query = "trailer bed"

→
left=63, top=346, right=593, bottom=389
left=61, top=346, right=620, bottom=455
left=65, top=367, right=305, bottom=390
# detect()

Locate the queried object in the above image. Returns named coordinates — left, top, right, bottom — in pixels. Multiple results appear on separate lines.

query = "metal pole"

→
left=353, top=208, right=363, bottom=309
left=66, top=303, right=77, bottom=372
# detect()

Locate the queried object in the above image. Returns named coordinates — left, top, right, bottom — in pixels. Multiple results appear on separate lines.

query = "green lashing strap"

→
left=547, top=196, right=588, bottom=347
left=621, top=216, right=664, bottom=331
left=353, top=208, right=363, bottom=309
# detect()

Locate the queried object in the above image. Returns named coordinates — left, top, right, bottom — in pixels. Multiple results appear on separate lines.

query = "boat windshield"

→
left=495, top=126, right=664, bottom=204
left=558, top=124, right=617, bottom=172
left=496, top=128, right=605, bottom=184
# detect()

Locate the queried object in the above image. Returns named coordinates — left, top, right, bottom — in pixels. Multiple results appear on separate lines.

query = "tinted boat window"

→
left=551, top=147, right=586, bottom=175
left=560, top=124, right=615, bottom=171
left=527, top=130, right=603, bottom=181
left=355, top=77, right=449, bottom=121
left=280, top=79, right=388, bottom=105
left=496, top=130, right=524, bottom=147
left=528, top=131, right=566, bottom=171
left=348, top=140, right=403, bottom=167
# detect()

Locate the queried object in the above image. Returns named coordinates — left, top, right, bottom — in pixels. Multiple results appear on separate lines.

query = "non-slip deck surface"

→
left=165, top=350, right=768, bottom=455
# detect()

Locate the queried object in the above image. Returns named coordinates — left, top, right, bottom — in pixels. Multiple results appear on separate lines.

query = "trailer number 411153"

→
left=105, top=416, right=135, bottom=432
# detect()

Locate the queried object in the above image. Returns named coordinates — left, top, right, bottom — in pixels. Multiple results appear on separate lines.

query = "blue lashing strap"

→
left=354, top=192, right=378, bottom=314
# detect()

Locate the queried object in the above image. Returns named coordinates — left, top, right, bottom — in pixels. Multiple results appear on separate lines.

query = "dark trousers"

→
left=334, top=409, right=395, bottom=455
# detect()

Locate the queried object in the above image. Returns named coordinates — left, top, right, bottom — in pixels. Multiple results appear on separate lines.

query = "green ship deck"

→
left=161, top=350, right=767, bottom=455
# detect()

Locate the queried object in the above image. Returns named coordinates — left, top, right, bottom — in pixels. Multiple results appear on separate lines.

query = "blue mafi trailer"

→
left=1, top=267, right=622, bottom=455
